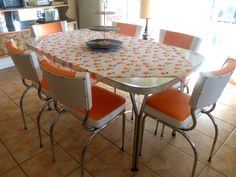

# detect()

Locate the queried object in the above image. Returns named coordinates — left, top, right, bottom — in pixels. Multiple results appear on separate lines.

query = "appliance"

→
left=37, top=8, right=59, bottom=23
left=0, top=0, right=24, bottom=9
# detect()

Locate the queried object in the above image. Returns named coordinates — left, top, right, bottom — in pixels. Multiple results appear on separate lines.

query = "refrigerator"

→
left=78, top=0, right=128, bottom=28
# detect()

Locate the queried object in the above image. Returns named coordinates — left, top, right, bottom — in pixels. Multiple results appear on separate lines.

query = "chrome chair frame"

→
left=49, top=100, right=126, bottom=177
left=20, top=79, right=34, bottom=130
left=6, top=40, right=52, bottom=131
left=141, top=104, right=218, bottom=177
left=154, top=30, right=202, bottom=136
left=139, top=58, right=236, bottom=177
left=40, top=60, right=126, bottom=177
left=21, top=79, right=52, bottom=129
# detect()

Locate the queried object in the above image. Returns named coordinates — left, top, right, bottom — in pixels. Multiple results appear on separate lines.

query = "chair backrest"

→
left=32, top=21, right=68, bottom=37
left=190, top=58, right=236, bottom=109
left=6, top=39, right=42, bottom=81
left=159, top=29, right=201, bottom=51
left=112, top=22, right=143, bottom=39
left=40, top=59, right=92, bottom=110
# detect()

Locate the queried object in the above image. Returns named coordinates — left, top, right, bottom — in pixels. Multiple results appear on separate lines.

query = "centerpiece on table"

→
left=86, top=0, right=123, bottom=50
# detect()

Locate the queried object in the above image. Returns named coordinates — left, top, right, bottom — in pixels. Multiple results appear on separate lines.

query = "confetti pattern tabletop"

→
left=32, top=29, right=203, bottom=80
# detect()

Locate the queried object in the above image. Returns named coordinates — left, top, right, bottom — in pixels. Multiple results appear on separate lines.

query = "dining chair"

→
left=112, top=21, right=143, bottom=120
left=112, top=21, right=143, bottom=39
left=6, top=39, right=51, bottom=131
left=40, top=59, right=126, bottom=177
left=32, top=21, right=68, bottom=37
left=140, top=58, right=236, bottom=177
left=155, top=29, right=202, bottom=136
left=159, top=29, right=201, bottom=51
left=159, top=29, right=201, bottom=93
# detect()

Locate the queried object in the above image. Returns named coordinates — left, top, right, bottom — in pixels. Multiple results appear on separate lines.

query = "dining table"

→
left=26, top=28, right=204, bottom=171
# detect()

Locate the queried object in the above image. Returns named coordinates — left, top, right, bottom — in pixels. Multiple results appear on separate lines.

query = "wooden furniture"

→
left=0, top=2, right=77, bottom=57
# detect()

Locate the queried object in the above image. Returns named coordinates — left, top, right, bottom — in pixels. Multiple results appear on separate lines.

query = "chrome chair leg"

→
left=139, top=115, right=147, bottom=155
left=154, top=121, right=159, bottom=134
left=172, top=130, right=177, bottom=137
left=154, top=121, right=165, bottom=137
left=121, top=113, right=126, bottom=151
left=131, top=106, right=134, bottom=120
left=130, top=94, right=138, bottom=121
left=81, top=129, right=100, bottom=177
left=20, top=85, right=34, bottom=130
left=161, top=124, right=165, bottom=137
left=177, top=129, right=198, bottom=177
left=156, top=122, right=176, bottom=137
left=184, top=85, right=190, bottom=94
left=206, top=112, right=218, bottom=161
left=37, top=99, right=54, bottom=148
left=50, top=110, right=63, bottom=163
left=47, top=101, right=52, bottom=111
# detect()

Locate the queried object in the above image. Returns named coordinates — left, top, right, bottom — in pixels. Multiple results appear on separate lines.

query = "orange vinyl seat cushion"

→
left=146, top=87, right=191, bottom=121
left=41, top=77, right=49, bottom=90
left=75, top=86, right=126, bottom=121
left=41, top=59, right=125, bottom=121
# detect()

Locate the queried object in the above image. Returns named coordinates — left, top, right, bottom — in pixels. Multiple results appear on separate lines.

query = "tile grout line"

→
left=196, top=165, right=228, bottom=177
left=1, top=67, right=236, bottom=177
left=1, top=141, right=29, bottom=177
left=196, top=127, right=236, bottom=177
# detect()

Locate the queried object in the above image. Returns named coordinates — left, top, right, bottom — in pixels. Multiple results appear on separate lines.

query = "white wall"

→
left=125, top=0, right=215, bottom=39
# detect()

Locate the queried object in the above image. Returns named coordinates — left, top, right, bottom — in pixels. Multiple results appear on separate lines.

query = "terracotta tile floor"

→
left=0, top=67, right=236, bottom=177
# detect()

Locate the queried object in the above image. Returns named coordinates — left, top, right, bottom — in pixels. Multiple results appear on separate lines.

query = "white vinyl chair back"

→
left=6, top=40, right=42, bottom=82
left=40, top=60, right=92, bottom=110
left=32, top=21, right=68, bottom=37
left=159, top=29, right=201, bottom=51
left=112, top=22, right=143, bottom=39
left=190, top=58, right=236, bottom=109
left=60, top=21, right=68, bottom=32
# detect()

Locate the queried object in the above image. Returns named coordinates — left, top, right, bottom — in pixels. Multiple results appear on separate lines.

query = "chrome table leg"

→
left=130, top=93, right=148, bottom=171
